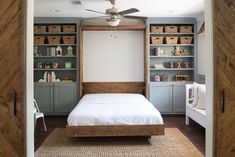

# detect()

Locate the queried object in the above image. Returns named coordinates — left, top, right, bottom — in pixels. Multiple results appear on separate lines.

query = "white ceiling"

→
left=34, top=0, right=204, bottom=19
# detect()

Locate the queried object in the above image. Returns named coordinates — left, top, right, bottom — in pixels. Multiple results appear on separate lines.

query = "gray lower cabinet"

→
left=54, top=83, right=77, bottom=114
left=150, top=82, right=186, bottom=114
left=150, top=83, right=172, bottom=113
left=172, top=84, right=186, bottom=113
left=34, top=83, right=54, bottom=113
left=34, top=82, right=78, bottom=115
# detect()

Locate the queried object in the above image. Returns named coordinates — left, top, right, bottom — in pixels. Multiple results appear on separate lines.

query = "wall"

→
left=83, top=31, right=144, bottom=82
left=26, top=0, right=34, bottom=156
left=197, top=18, right=206, bottom=75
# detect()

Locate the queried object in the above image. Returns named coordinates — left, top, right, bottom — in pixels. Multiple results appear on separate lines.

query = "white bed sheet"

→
left=67, top=94, right=164, bottom=126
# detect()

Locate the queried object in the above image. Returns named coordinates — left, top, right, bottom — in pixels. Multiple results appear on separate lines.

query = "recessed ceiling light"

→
left=50, top=9, right=60, bottom=12
left=70, top=0, right=82, bottom=5
left=168, top=10, right=174, bottom=13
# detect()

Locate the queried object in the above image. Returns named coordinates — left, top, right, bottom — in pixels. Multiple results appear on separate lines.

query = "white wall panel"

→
left=83, top=31, right=144, bottom=82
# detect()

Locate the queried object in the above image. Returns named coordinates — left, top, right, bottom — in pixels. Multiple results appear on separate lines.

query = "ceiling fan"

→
left=85, top=0, right=147, bottom=26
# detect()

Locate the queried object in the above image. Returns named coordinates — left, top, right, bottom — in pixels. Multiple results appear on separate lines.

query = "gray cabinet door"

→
left=53, top=83, right=77, bottom=114
left=34, top=83, right=54, bottom=113
left=172, top=84, right=186, bottom=113
left=150, top=83, right=172, bottom=113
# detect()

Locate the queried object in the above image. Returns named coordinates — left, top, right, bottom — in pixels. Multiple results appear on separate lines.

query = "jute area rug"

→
left=35, top=128, right=203, bottom=157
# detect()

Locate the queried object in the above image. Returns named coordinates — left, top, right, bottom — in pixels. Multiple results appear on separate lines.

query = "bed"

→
left=66, top=82, right=164, bottom=137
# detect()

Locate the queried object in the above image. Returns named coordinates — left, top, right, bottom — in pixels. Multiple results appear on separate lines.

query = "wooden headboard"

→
left=82, top=82, right=145, bottom=96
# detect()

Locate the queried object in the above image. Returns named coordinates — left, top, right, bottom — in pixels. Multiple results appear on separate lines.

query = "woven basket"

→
left=63, top=36, right=75, bottom=44
left=151, top=26, right=164, bottom=33
left=180, top=36, right=193, bottom=44
left=48, top=36, right=61, bottom=44
left=63, top=25, right=76, bottom=32
left=48, top=25, right=61, bottom=33
left=179, top=26, right=193, bottom=33
left=165, top=26, right=178, bottom=33
left=151, top=36, right=164, bottom=44
left=34, top=26, right=46, bottom=33
left=34, top=36, right=45, bottom=44
left=166, top=36, right=178, bottom=44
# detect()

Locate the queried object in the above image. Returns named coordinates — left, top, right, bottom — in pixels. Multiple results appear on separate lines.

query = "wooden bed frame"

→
left=66, top=25, right=164, bottom=137
left=66, top=82, right=165, bottom=137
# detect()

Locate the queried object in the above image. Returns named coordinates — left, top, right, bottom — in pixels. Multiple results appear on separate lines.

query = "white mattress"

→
left=67, top=94, right=164, bottom=126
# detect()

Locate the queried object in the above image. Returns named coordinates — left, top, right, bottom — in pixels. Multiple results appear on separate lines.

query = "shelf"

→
left=34, top=68, right=76, bottom=71
left=34, top=82, right=77, bottom=84
left=150, top=56, right=194, bottom=58
left=34, top=56, right=76, bottom=58
left=150, top=81, right=193, bottom=84
left=34, top=32, right=77, bottom=35
left=150, top=44, right=194, bottom=47
left=150, top=68, right=194, bottom=71
left=150, top=32, right=194, bottom=35
left=34, top=44, right=76, bottom=46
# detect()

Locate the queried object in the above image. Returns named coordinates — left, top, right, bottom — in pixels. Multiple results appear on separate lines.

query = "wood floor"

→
left=35, top=115, right=205, bottom=155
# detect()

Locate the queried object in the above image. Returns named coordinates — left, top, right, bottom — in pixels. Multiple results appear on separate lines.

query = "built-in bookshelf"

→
left=148, top=23, right=196, bottom=83
left=33, top=18, right=80, bottom=115
left=34, top=23, right=78, bottom=83
left=147, top=18, right=197, bottom=114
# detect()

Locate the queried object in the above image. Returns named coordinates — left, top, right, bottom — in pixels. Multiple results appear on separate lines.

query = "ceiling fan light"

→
left=106, top=18, right=120, bottom=26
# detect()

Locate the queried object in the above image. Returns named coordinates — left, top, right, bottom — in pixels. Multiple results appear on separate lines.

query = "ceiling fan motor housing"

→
left=106, top=7, right=118, bottom=15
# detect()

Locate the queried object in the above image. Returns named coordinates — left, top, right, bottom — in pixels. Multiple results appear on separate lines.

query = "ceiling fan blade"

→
left=124, top=15, right=147, bottom=20
left=85, top=9, right=107, bottom=15
left=118, top=8, right=139, bottom=15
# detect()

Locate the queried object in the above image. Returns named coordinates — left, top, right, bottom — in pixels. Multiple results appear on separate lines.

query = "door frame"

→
left=26, top=0, right=34, bottom=156
left=205, top=0, right=214, bottom=157
left=25, top=0, right=214, bottom=157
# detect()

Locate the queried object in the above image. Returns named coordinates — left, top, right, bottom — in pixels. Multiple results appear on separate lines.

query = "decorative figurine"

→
left=37, top=61, right=43, bottom=69
left=56, top=46, right=63, bottom=56
left=162, top=73, right=168, bottom=81
left=47, top=73, right=51, bottom=83
left=184, top=61, right=189, bottom=68
left=176, top=61, right=182, bottom=68
left=43, top=71, right=48, bottom=81
left=168, top=61, right=174, bottom=68
left=154, top=74, right=161, bottom=82
left=38, top=71, right=48, bottom=82
left=66, top=46, right=73, bottom=56
left=52, top=62, right=59, bottom=69
left=45, top=61, right=51, bottom=69
left=172, top=46, right=183, bottom=56
left=51, top=71, right=61, bottom=82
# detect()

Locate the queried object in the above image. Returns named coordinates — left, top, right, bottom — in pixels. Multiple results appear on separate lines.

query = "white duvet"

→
left=67, top=94, right=164, bottom=126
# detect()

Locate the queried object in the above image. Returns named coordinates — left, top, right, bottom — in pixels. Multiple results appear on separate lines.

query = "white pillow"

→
left=191, top=82, right=199, bottom=106
left=195, top=84, right=206, bottom=110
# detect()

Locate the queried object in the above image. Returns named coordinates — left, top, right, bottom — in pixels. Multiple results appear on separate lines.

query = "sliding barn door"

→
left=214, top=0, right=235, bottom=156
left=0, top=0, right=26, bottom=156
